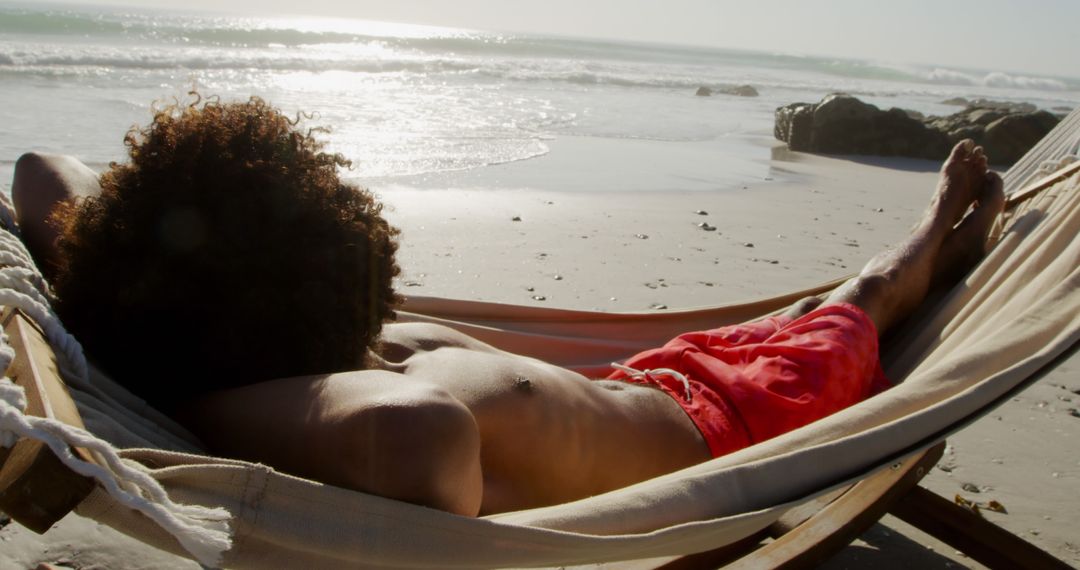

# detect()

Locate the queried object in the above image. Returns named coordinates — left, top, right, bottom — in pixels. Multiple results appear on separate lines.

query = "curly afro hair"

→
left=52, top=96, right=401, bottom=412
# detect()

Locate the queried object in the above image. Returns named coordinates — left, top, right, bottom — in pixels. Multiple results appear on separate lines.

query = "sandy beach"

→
left=1, top=145, right=1077, bottom=568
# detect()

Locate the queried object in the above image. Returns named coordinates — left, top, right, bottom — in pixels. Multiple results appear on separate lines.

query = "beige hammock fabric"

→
left=21, top=110, right=1080, bottom=568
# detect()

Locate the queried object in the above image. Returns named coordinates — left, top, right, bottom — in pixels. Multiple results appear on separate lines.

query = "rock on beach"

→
left=774, top=93, right=1061, bottom=166
left=696, top=85, right=759, bottom=97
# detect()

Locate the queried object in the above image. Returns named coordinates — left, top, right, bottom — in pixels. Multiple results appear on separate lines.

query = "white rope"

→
left=610, top=362, right=693, bottom=402
left=0, top=197, right=232, bottom=567
left=0, top=342, right=23, bottom=449
left=0, top=378, right=231, bottom=565
left=0, top=192, right=20, bottom=239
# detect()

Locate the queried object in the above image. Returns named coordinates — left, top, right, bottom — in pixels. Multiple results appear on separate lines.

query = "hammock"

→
left=1, top=109, right=1077, bottom=568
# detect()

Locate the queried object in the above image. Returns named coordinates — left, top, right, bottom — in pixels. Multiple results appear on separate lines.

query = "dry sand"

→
left=1, top=148, right=1076, bottom=568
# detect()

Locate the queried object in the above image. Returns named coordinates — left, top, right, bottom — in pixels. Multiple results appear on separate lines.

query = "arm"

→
left=176, top=371, right=485, bottom=516
left=11, top=153, right=102, bottom=279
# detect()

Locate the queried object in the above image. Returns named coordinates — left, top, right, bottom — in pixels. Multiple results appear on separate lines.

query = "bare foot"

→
left=921, top=140, right=991, bottom=238
left=932, top=170, right=1005, bottom=287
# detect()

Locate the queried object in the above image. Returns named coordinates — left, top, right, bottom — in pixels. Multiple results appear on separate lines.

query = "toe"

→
left=982, top=172, right=1005, bottom=210
left=972, top=145, right=985, bottom=164
left=949, top=139, right=975, bottom=161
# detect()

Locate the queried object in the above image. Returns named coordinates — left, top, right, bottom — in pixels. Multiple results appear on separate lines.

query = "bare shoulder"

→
left=176, top=369, right=481, bottom=511
left=177, top=369, right=454, bottom=461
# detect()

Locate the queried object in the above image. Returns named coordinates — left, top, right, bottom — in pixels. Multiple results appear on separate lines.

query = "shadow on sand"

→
left=822, top=522, right=972, bottom=569
left=769, top=144, right=948, bottom=173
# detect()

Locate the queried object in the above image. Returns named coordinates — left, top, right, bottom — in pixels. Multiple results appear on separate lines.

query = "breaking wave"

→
left=4, top=5, right=1076, bottom=94
left=925, top=67, right=1069, bottom=91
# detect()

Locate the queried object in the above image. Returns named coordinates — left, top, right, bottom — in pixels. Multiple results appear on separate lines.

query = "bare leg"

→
left=11, top=153, right=102, bottom=278
left=821, top=140, right=1004, bottom=334
left=782, top=296, right=823, bottom=320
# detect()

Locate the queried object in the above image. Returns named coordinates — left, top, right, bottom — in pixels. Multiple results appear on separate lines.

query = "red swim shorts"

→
left=606, top=302, right=892, bottom=457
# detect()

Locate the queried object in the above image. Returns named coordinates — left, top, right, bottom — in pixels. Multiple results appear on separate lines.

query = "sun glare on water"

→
left=263, top=14, right=490, bottom=42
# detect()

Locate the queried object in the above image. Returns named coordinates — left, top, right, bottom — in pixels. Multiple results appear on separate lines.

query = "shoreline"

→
left=352, top=132, right=782, bottom=195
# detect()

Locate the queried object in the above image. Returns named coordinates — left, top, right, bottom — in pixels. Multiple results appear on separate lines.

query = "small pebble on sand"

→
left=511, top=216, right=522, bottom=221
left=698, top=222, right=717, bottom=231
left=635, top=233, right=649, bottom=239
left=532, top=295, right=547, bottom=301
left=695, top=210, right=708, bottom=215
left=744, top=242, right=754, bottom=248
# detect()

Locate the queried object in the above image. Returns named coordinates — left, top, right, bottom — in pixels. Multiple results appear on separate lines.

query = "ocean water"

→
left=2, top=1, right=1079, bottom=193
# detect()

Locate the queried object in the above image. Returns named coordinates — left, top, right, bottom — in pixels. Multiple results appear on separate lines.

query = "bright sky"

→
left=60, top=0, right=1080, bottom=79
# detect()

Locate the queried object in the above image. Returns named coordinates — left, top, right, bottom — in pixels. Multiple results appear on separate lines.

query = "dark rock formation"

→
left=982, top=111, right=1061, bottom=165
left=774, top=102, right=816, bottom=151
left=725, top=85, right=759, bottom=97
left=696, top=84, right=759, bottom=97
left=775, top=94, right=1060, bottom=165
left=775, top=94, right=948, bottom=158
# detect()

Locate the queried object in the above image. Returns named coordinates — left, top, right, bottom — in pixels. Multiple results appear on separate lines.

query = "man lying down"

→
left=12, top=97, right=1003, bottom=516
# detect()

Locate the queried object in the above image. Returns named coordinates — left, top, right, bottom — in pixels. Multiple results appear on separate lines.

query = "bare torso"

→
left=181, top=322, right=709, bottom=515
left=377, top=323, right=710, bottom=512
